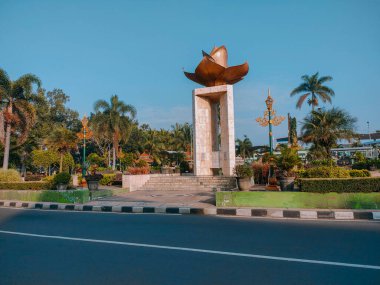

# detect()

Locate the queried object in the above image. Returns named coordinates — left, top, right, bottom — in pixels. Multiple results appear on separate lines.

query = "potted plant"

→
left=233, top=164, right=253, bottom=191
left=53, top=172, right=71, bottom=190
left=85, top=167, right=103, bottom=191
left=276, top=147, right=301, bottom=191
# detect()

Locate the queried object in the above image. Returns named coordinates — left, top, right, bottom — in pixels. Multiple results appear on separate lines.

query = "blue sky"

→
left=1, top=0, right=379, bottom=144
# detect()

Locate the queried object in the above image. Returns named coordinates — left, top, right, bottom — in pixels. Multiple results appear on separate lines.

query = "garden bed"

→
left=216, top=191, right=380, bottom=209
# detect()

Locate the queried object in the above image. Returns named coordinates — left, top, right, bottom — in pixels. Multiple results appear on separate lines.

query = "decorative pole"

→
left=77, top=116, right=93, bottom=179
left=256, top=89, right=285, bottom=190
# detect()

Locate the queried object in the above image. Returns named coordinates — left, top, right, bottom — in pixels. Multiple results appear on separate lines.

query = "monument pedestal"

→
left=192, top=85, right=235, bottom=176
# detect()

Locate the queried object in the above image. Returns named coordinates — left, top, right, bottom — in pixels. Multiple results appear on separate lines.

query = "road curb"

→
left=0, top=200, right=378, bottom=220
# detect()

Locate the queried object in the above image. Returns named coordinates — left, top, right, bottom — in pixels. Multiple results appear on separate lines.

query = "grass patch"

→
left=216, top=191, right=380, bottom=209
left=0, top=189, right=89, bottom=203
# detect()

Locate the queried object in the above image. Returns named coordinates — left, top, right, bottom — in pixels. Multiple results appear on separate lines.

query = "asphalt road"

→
left=0, top=207, right=379, bottom=285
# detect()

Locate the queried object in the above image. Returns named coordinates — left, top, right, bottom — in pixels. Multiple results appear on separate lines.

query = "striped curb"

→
left=0, top=201, right=379, bottom=220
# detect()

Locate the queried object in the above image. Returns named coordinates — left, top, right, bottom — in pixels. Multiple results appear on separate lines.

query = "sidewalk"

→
left=1, top=199, right=379, bottom=221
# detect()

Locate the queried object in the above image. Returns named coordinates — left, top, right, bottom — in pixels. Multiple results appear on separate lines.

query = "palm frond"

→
left=296, top=93, right=310, bottom=109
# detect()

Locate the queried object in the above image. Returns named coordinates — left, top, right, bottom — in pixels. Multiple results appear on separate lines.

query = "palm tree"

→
left=93, top=95, right=136, bottom=170
left=171, top=122, right=192, bottom=151
left=290, top=72, right=335, bottom=110
left=301, top=108, right=357, bottom=159
left=0, top=68, right=41, bottom=169
left=236, top=135, right=253, bottom=159
left=45, top=126, right=78, bottom=172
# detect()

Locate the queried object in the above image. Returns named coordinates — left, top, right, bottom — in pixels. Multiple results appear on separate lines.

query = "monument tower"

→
left=184, top=46, right=249, bottom=176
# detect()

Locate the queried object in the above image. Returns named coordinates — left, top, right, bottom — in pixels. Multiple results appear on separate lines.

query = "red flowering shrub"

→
left=127, top=166, right=150, bottom=175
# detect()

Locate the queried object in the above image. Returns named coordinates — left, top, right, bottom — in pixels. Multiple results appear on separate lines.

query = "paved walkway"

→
left=87, top=190, right=216, bottom=208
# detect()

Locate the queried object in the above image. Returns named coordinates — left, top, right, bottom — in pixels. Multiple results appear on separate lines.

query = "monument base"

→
left=193, top=85, right=236, bottom=177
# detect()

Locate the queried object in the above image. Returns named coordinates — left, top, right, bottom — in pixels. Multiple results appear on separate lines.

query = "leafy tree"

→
left=92, top=95, right=136, bottom=170
left=301, top=108, right=357, bottom=159
left=290, top=72, right=335, bottom=110
left=45, top=127, right=78, bottom=172
left=0, top=68, right=41, bottom=169
left=31, top=149, right=59, bottom=175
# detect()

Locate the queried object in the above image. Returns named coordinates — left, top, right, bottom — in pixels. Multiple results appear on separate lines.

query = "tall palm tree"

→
left=93, top=95, right=136, bottom=170
left=301, top=108, right=357, bottom=159
left=290, top=72, right=335, bottom=110
left=45, top=126, right=78, bottom=172
left=0, top=68, right=41, bottom=169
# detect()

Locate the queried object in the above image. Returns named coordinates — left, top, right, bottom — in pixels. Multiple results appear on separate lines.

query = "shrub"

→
left=135, top=159, right=148, bottom=168
left=127, top=166, right=150, bottom=175
left=0, top=182, right=50, bottom=190
left=352, top=161, right=369, bottom=170
left=299, top=177, right=380, bottom=193
left=0, top=169, right=22, bottom=183
left=24, top=174, right=45, bottom=181
left=298, top=166, right=350, bottom=178
left=276, top=147, right=301, bottom=176
left=99, top=174, right=116, bottom=185
left=233, top=164, right=253, bottom=178
left=252, top=162, right=270, bottom=184
left=352, top=159, right=380, bottom=170
left=53, top=172, right=71, bottom=186
left=349, top=169, right=371, bottom=177
left=309, top=159, right=336, bottom=167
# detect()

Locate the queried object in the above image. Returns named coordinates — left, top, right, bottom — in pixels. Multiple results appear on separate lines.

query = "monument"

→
left=184, top=46, right=249, bottom=176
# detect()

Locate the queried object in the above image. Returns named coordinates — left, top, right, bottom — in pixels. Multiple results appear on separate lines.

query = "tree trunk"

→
left=60, top=152, right=63, bottom=172
left=2, top=102, right=12, bottom=170
left=112, top=146, right=116, bottom=171
left=108, top=144, right=111, bottom=167
left=0, top=110, right=5, bottom=145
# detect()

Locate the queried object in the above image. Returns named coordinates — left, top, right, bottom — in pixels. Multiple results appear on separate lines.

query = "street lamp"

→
left=256, top=89, right=285, bottom=190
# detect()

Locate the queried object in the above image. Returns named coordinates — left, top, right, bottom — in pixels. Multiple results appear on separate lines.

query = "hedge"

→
left=0, top=189, right=89, bottom=203
left=0, top=182, right=51, bottom=190
left=216, top=191, right=380, bottom=209
left=299, top=177, right=380, bottom=193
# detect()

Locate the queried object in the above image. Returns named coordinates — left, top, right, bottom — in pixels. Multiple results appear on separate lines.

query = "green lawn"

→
left=216, top=191, right=380, bottom=209
left=0, top=189, right=90, bottom=203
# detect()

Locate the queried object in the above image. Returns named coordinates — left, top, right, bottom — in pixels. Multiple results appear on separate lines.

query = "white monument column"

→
left=193, top=85, right=235, bottom=176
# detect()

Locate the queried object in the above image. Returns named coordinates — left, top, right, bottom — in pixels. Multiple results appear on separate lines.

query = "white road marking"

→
left=0, top=230, right=379, bottom=270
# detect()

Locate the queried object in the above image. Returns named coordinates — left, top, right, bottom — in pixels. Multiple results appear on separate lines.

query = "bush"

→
left=298, top=166, right=350, bottom=178
left=349, top=169, right=371, bottom=177
left=135, top=160, right=148, bottom=167
left=127, top=166, right=150, bottom=175
left=233, top=164, right=253, bottom=178
left=276, top=147, right=301, bottom=175
left=252, top=162, right=270, bottom=184
left=53, top=172, right=71, bottom=186
left=0, top=189, right=89, bottom=203
left=0, top=182, right=51, bottom=190
left=352, top=159, right=380, bottom=170
left=308, top=159, right=336, bottom=167
left=299, top=177, right=380, bottom=193
left=24, top=174, right=45, bottom=181
left=99, top=174, right=116, bottom=185
left=0, top=169, right=22, bottom=183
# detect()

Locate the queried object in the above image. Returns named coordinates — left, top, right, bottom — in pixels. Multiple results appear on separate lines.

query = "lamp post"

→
left=77, top=116, right=93, bottom=178
left=256, top=89, right=285, bottom=190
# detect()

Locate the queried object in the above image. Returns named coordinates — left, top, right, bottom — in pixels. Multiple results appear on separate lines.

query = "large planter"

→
left=85, top=174, right=103, bottom=191
left=161, top=167, right=171, bottom=174
left=237, top=177, right=251, bottom=191
left=56, top=183, right=68, bottom=191
left=279, top=177, right=295, bottom=191
left=86, top=180, right=100, bottom=191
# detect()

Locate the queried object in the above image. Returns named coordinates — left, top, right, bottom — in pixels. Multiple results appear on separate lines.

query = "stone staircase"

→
left=138, top=176, right=237, bottom=191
